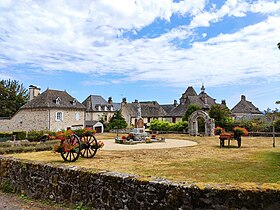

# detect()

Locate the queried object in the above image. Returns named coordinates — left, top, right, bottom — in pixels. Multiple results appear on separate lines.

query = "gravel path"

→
left=102, top=139, right=197, bottom=150
left=0, top=191, right=68, bottom=210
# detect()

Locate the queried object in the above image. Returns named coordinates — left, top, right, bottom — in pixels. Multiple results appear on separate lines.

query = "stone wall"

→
left=0, top=109, right=49, bottom=132
left=0, top=157, right=279, bottom=210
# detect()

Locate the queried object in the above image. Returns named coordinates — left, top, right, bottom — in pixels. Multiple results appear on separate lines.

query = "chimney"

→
left=134, top=99, right=138, bottom=103
left=241, top=95, right=246, bottom=101
left=122, top=97, right=127, bottom=104
left=174, top=100, right=178, bottom=107
left=108, top=97, right=112, bottom=104
left=29, top=85, right=41, bottom=101
left=221, top=100, right=226, bottom=106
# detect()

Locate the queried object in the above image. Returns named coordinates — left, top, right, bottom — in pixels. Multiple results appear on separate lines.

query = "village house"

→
left=82, top=95, right=121, bottom=132
left=162, top=85, right=219, bottom=123
left=0, top=85, right=86, bottom=132
left=231, top=95, right=263, bottom=120
left=0, top=84, right=264, bottom=133
left=121, top=85, right=223, bottom=126
left=121, top=98, right=167, bottom=126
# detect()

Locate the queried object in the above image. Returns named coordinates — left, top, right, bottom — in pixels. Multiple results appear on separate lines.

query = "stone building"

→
left=231, top=95, right=263, bottom=120
left=121, top=85, right=223, bottom=127
left=82, top=95, right=121, bottom=132
left=0, top=86, right=85, bottom=132
left=162, top=85, right=219, bottom=122
left=121, top=99, right=167, bottom=127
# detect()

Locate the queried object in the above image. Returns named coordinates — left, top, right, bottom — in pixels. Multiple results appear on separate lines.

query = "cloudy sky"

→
left=0, top=0, right=280, bottom=111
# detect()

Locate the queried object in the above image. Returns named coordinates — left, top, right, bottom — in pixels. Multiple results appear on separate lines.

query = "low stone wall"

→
left=0, top=157, right=279, bottom=210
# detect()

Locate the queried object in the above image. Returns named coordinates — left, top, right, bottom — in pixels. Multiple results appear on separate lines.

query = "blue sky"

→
left=0, top=0, right=280, bottom=111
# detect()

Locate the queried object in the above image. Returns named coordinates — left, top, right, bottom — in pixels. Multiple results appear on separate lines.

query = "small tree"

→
left=209, top=104, right=231, bottom=129
left=107, top=110, right=127, bottom=130
left=182, top=104, right=202, bottom=121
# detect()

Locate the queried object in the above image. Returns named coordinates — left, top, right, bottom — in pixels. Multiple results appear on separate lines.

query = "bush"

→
left=150, top=120, right=188, bottom=132
left=12, top=131, right=27, bottom=140
left=27, top=130, right=44, bottom=141
left=0, top=132, right=13, bottom=138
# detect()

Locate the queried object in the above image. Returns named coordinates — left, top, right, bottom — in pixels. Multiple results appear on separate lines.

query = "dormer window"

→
left=98, top=105, right=101, bottom=111
left=72, top=99, right=77, bottom=105
left=104, top=106, right=108, bottom=111
left=55, top=97, right=61, bottom=105
left=110, top=106, right=114, bottom=111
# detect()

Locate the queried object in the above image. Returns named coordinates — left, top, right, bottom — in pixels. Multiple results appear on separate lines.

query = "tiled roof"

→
left=231, top=96, right=262, bottom=114
left=184, top=86, right=197, bottom=96
left=123, top=101, right=167, bottom=117
left=161, top=104, right=176, bottom=115
left=21, top=89, right=85, bottom=110
left=168, top=104, right=188, bottom=117
left=83, top=95, right=115, bottom=111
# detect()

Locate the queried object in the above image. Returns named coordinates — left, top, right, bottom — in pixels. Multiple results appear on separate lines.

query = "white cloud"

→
left=0, top=0, right=280, bottom=90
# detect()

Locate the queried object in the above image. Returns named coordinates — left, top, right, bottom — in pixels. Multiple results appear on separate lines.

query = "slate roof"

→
left=123, top=101, right=167, bottom=117
left=161, top=104, right=176, bottom=115
left=168, top=104, right=188, bottom=117
left=83, top=95, right=111, bottom=111
left=231, top=95, right=262, bottom=114
left=20, top=89, right=85, bottom=110
left=184, top=86, right=197, bottom=96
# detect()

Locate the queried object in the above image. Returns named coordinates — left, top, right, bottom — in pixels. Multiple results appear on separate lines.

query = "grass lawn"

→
left=5, top=133, right=280, bottom=190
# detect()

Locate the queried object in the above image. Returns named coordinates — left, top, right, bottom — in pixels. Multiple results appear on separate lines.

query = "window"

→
left=75, top=112, right=80, bottom=121
left=104, top=106, right=108, bottom=111
left=55, top=112, right=63, bottom=121
left=72, top=99, right=77, bottom=105
left=55, top=97, right=61, bottom=105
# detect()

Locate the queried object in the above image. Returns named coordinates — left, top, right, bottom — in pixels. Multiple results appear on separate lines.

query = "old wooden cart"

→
left=58, top=133, right=99, bottom=162
left=219, top=132, right=242, bottom=148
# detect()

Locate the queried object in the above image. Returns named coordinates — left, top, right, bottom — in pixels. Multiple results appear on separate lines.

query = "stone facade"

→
left=0, top=109, right=85, bottom=132
left=0, top=109, right=48, bottom=132
left=0, top=88, right=86, bottom=132
left=0, top=157, right=279, bottom=209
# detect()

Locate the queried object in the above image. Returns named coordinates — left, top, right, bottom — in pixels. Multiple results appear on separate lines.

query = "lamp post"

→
left=272, top=115, right=275, bottom=147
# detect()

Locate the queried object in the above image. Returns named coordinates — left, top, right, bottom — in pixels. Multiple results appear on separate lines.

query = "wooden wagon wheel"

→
left=80, top=135, right=98, bottom=158
left=60, top=134, right=81, bottom=162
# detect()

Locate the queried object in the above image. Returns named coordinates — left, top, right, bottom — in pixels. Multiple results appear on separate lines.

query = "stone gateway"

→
left=188, top=110, right=215, bottom=136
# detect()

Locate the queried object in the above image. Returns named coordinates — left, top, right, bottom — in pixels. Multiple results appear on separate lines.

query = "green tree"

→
left=209, top=105, right=231, bottom=127
left=0, top=79, right=28, bottom=117
left=182, top=104, right=202, bottom=121
left=106, top=110, right=127, bottom=130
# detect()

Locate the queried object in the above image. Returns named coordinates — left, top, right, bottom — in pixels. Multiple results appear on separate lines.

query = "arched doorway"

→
left=188, top=110, right=215, bottom=136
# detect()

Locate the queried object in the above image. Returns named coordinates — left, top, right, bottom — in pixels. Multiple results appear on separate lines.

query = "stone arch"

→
left=188, top=110, right=215, bottom=136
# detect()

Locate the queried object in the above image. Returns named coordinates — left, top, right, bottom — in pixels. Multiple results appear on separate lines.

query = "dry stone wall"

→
left=0, top=157, right=279, bottom=210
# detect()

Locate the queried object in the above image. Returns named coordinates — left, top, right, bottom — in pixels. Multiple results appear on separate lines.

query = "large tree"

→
left=0, top=79, right=28, bottom=117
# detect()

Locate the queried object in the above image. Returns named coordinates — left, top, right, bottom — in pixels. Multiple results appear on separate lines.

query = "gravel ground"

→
left=103, top=138, right=197, bottom=150
left=0, top=191, right=69, bottom=210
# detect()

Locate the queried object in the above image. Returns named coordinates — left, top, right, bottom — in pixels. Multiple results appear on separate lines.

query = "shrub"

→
left=0, top=132, right=13, bottom=138
left=12, top=131, right=26, bottom=140
left=27, top=130, right=44, bottom=141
